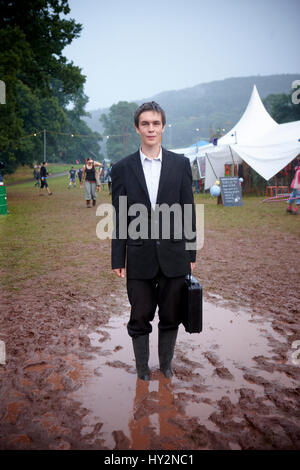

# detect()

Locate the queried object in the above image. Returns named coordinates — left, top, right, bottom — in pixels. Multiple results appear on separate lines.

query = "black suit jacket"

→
left=111, top=148, right=196, bottom=279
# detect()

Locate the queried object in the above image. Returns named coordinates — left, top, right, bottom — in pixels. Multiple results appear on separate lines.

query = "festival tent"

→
left=172, top=84, right=276, bottom=153
left=171, top=85, right=300, bottom=188
left=202, top=85, right=300, bottom=189
left=217, top=84, right=279, bottom=146
left=172, top=140, right=211, bottom=180
left=172, top=139, right=210, bottom=162
left=231, top=121, right=300, bottom=182
left=172, top=145, right=199, bottom=158
left=194, top=139, right=210, bottom=147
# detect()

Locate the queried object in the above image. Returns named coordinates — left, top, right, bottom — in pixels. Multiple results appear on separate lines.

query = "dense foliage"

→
left=0, top=0, right=102, bottom=173
left=100, top=101, right=140, bottom=162
left=263, top=91, right=300, bottom=123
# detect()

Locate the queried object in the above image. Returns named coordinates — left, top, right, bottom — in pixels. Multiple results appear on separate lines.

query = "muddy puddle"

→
left=1, top=287, right=299, bottom=450
left=65, top=291, right=299, bottom=450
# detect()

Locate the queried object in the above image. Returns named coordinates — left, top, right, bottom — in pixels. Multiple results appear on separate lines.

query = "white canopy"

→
left=173, top=85, right=300, bottom=188
left=205, top=86, right=300, bottom=188
left=172, top=142, right=213, bottom=164
left=218, top=84, right=279, bottom=146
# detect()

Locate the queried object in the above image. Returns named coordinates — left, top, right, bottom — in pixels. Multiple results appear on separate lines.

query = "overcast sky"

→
left=64, top=0, right=300, bottom=111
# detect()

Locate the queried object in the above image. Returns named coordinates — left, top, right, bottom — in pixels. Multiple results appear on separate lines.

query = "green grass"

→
left=0, top=181, right=299, bottom=293
left=194, top=192, right=300, bottom=237
left=0, top=176, right=112, bottom=290
left=4, top=163, right=83, bottom=185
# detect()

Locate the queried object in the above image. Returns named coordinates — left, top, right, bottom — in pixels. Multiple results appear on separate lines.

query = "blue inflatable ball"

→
left=210, top=185, right=221, bottom=197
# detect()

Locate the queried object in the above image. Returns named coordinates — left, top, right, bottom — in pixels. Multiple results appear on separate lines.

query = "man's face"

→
left=135, top=111, right=165, bottom=147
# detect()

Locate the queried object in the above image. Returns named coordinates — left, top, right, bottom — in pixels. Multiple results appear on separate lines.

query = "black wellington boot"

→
left=158, top=328, right=178, bottom=378
left=132, top=335, right=150, bottom=381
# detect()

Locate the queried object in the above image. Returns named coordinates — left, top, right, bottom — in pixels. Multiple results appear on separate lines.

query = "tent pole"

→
left=229, top=145, right=235, bottom=165
left=229, top=145, right=237, bottom=176
left=205, top=153, right=218, bottom=180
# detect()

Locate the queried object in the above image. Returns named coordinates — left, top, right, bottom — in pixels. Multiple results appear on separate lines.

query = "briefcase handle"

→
left=185, top=274, right=198, bottom=285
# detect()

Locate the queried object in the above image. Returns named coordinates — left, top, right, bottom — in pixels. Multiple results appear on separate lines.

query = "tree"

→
left=0, top=1, right=100, bottom=173
left=263, top=92, right=300, bottom=123
left=101, top=101, right=140, bottom=162
left=0, top=27, right=34, bottom=172
left=0, top=0, right=83, bottom=98
left=49, top=81, right=102, bottom=163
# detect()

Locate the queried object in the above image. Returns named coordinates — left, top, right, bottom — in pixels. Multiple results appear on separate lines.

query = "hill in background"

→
left=84, top=74, right=299, bottom=152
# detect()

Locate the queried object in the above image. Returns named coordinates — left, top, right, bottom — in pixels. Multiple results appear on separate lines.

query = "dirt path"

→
left=0, top=186, right=299, bottom=450
left=0, top=261, right=299, bottom=450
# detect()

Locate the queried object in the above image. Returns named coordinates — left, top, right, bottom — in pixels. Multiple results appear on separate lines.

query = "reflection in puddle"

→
left=71, top=295, right=298, bottom=449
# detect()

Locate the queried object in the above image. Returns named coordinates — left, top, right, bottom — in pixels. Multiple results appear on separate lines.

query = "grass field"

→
left=0, top=176, right=299, bottom=303
left=194, top=191, right=299, bottom=235
left=0, top=176, right=112, bottom=294
left=3, top=163, right=83, bottom=185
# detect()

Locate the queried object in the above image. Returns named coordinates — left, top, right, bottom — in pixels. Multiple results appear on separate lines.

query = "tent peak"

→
left=218, top=84, right=278, bottom=146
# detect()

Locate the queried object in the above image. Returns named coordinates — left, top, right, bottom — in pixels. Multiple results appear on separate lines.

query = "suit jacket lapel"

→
left=129, top=151, right=151, bottom=206
left=156, top=148, right=173, bottom=205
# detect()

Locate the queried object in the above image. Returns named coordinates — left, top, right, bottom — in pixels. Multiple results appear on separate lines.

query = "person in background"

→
left=107, top=164, right=113, bottom=195
left=193, top=180, right=200, bottom=194
left=82, top=157, right=103, bottom=207
left=100, top=166, right=105, bottom=190
left=287, top=156, right=300, bottom=215
left=191, top=160, right=200, bottom=194
left=0, top=161, right=4, bottom=184
left=78, top=167, right=83, bottom=188
left=33, top=165, right=41, bottom=187
left=68, top=166, right=77, bottom=188
left=39, top=162, right=52, bottom=196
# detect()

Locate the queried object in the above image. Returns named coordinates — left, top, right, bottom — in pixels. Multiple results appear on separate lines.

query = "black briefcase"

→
left=182, top=275, right=203, bottom=334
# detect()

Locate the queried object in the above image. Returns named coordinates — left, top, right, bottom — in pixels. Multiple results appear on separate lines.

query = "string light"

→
left=19, top=129, right=133, bottom=140
left=105, top=133, right=132, bottom=138
left=19, top=129, right=101, bottom=139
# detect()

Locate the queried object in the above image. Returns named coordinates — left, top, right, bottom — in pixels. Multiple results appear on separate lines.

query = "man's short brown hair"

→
left=134, top=101, right=166, bottom=128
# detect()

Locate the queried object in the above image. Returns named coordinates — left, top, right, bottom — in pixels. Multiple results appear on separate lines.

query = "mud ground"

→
left=0, top=215, right=300, bottom=450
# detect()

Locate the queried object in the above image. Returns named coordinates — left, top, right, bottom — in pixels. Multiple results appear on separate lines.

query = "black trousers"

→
left=126, top=268, right=186, bottom=338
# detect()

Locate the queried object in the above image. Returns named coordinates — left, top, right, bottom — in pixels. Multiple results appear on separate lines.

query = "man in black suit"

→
left=111, top=101, right=196, bottom=381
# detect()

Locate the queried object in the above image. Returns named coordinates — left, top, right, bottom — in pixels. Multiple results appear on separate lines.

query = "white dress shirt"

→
left=139, top=147, right=162, bottom=210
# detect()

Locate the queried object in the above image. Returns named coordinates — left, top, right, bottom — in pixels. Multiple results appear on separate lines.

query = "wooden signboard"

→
left=220, top=176, right=243, bottom=206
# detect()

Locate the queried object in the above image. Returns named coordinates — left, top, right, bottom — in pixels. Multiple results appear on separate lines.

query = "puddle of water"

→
left=70, top=294, right=298, bottom=450
left=178, top=301, right=292, bottom=392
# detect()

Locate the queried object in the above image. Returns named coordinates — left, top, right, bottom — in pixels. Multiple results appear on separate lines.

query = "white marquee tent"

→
left=172, top=85, right=300, bottom=189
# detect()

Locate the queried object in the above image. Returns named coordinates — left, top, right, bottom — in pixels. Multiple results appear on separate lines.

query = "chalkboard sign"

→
left=220, top=176, right=243, bottom=206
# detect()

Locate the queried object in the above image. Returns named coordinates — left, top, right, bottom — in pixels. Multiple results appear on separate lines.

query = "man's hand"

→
left=113, top=268, right=126, bottom=278
left=190, top=262, right=195, bottom=273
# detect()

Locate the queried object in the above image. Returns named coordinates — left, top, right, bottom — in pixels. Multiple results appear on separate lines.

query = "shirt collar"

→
left=139, top=147, right=162, bottom=164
